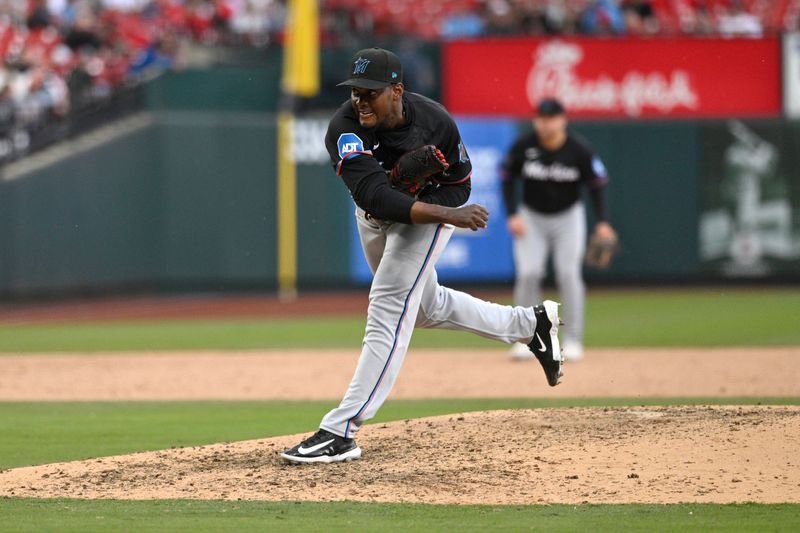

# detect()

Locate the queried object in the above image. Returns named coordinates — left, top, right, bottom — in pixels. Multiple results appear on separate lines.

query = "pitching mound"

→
left=3, top=406, right=799, bottom=505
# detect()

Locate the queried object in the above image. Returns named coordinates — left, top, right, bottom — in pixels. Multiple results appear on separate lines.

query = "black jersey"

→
left=325, top=91, right=472, bottom=224
left=501, top=131, right=609, bottom=216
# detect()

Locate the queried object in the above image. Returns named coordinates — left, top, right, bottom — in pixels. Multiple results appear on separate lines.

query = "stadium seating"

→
left=324, top=0, right=798, bottom=39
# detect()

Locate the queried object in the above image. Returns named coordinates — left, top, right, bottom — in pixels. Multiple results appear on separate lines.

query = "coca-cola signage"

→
left=444, top=38, right=781, bottom=119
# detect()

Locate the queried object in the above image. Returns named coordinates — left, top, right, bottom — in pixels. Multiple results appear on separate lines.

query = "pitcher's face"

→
left=350, top=84, right=402, bottom=129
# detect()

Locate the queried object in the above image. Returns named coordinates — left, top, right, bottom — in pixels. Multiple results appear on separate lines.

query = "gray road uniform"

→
left=501, top=131, right=610, bottom=344
left=320, top=92, right=540, bottom=439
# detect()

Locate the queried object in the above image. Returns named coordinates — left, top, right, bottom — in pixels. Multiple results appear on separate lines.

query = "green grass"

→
left=3, top=396, right=798, bottom=530
left=1, top=290, right=797, bottom=530
left=1, top=397, right=796, bottom=469
left=0, top=500, right=798, bottom=532
left=1, top=288, right=799, bottom=352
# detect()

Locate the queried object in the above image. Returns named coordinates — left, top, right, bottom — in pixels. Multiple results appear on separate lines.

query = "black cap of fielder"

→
left=536, top=98, right=566, bottom=116
left=337, top=47, right=403, bottom=90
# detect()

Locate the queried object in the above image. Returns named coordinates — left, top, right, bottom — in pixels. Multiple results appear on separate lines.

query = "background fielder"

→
left=501, top=98, right=617, bottom=362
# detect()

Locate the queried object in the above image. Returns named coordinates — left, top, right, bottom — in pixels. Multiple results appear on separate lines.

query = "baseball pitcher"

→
left=281, top=48, right=565, bottom=464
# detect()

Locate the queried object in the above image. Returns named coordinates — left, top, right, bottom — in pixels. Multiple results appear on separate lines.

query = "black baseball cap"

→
left=536, top=98, right=566, bottom=116
left=337, top=47, right=403, bottom=90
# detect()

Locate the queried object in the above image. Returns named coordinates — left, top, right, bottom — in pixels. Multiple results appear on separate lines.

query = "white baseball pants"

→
left=512, top=202, right=586, bottom=344
left=320, top=208, right=538, bottom=438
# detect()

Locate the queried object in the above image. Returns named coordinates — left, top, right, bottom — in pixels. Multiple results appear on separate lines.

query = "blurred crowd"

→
left=0, top=0, right=286, bottom=147
left=324, top=0, right=800, bottom=41
left=1, top=0, right=798, bottom=161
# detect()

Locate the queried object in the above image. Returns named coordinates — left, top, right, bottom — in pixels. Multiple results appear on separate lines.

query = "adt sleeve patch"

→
left=337, top=133, right=370, bottom=159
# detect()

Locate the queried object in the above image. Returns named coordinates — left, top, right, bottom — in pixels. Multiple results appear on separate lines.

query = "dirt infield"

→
left=1, top=406, right=798, bottom=504
left=2, top=347, right=798, bottom=505
left=1, top=347, right=798, bottom=400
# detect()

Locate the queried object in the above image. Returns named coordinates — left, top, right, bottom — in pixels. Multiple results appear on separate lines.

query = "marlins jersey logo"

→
left=458, top=142, right=469, bottom=164
left=522, top=160, right=581, bottom=182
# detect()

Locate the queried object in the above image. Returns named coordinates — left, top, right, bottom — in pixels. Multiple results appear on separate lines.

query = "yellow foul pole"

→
left=278, top=0, right=319, bottom=297
left=276, top=111, right=297, bottom=297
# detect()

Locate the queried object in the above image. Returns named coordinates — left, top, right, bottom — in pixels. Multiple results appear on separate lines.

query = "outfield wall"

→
left=0, top=111, right=355, bottom=296
left=0, top=77, right=798, bottom=296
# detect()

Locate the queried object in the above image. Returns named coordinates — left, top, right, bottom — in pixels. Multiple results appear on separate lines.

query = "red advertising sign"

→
left=443, top=38, right=781, bottom=119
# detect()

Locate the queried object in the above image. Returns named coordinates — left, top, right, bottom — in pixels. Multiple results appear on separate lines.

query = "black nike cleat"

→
left=528, top=300, right=563, bottom=387
left=280, top=429, right=362, bottom=464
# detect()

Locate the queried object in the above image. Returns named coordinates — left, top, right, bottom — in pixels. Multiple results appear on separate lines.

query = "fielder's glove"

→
left=390, top=145, right=449, bottom=196
left=585, top=232, right=620, bottom=269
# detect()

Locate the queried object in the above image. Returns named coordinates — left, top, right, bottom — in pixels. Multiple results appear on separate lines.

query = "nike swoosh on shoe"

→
left=535, top=332, right=547, bottom=352
left=297, top=438, right=335, bottom=455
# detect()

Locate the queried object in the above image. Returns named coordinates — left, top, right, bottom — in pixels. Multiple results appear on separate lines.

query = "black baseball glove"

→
left=585, top=232, right=620, bottom=269
left=389, top=145, right=449, bottom=195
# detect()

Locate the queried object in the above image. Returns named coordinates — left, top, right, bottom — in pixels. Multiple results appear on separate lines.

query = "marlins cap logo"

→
left=353, top=57, right=370, bottom=75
